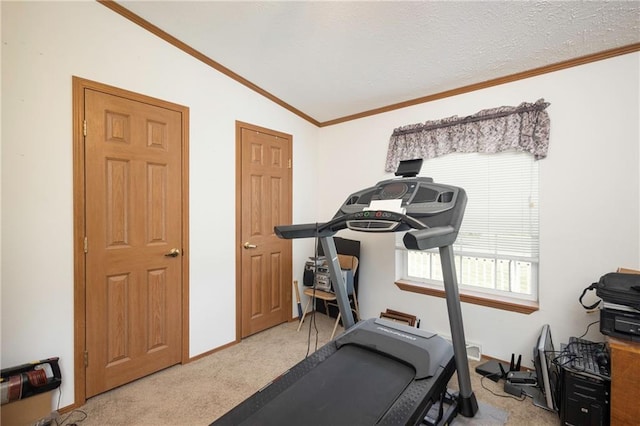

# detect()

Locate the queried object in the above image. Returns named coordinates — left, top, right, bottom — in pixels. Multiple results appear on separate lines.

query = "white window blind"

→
left=398, top=151, right=539, bottom=298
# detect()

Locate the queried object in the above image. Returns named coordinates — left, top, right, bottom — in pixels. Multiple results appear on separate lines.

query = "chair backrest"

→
left=338, top=254, right=358, bottom=275
left=337, top=254, right=358, bottom=295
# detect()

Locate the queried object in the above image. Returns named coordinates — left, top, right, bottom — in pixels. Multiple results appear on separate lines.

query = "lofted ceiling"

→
left=112, top=1, right=639, bottom=125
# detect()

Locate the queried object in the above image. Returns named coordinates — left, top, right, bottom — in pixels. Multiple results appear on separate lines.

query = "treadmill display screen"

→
left=336, top=177, right=461, bottom=224
left=378, top=182, right=409, bottom=199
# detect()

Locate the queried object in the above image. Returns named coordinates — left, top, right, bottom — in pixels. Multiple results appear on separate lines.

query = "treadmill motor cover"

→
left=335, top=318, right=452, bottom=380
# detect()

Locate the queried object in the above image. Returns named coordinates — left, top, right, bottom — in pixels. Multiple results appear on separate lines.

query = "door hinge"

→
left=84, top=237, right=88, bottom=253
left=288, top=159, right=291, bottom=169
left=83, top=120, right=87, bottom=137
left=84, top=351, right=89, bottom=367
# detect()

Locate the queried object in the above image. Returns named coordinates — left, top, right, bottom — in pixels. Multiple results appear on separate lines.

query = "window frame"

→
left=394, top=151, right=540, bottom=308
left=397, top=245, right=539, bottom=302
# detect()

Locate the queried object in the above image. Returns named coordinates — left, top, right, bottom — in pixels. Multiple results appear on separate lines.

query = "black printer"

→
left=582, top=271, right=640, bottom=342
left=600, top=302, right=640, bottom=343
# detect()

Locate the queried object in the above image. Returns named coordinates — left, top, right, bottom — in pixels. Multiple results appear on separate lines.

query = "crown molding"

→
left=99, top=1, right=639, bottom=128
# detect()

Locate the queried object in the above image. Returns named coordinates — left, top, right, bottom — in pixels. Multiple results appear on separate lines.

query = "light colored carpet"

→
left=65, top=315, right=559, bottom=425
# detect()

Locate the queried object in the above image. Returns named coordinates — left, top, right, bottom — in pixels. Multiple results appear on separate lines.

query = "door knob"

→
left=164, top=248, right=180, bottom=257
left=243, top=242, right=257, bottom=249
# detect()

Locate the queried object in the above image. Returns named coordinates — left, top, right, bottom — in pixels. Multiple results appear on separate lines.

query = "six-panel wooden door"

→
left=84, top=89, right=183, bottom=397
left=239, top=124, right=292, bottom=338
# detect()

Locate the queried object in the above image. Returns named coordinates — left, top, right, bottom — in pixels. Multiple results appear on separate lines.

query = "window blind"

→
left=398, top=151, right=539, bottom=261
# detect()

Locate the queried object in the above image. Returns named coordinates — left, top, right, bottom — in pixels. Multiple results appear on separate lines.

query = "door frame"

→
left=235, top=121, right=293, bottom=340
left=72, top=76, right=190, bottom=406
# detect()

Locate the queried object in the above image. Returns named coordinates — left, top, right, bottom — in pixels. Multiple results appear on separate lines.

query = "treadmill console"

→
left=274, top=159, right=467, bottom=248
left=335, top=177, right=461, bottom=231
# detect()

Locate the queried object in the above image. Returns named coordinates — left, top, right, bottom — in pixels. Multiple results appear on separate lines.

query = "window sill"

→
left=394, top=279, right=539, bottom=314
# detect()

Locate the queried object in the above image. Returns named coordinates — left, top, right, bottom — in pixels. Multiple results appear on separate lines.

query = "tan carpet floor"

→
left=67, top=315, right=559, bottom=425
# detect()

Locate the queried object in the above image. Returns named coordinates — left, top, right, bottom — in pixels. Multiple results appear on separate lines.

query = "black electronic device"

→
left=510, top=353, right=522, bottom=372
left=394, top=158, right=423, bottom=177
left=560, top=369, right=610, bottom=426
left=558, top=336, right=611, bottom=425
left=214, top=160, right=478, bottom=425
left=475, top=359, right=510, bottom=382
left=0, top=357, right=62, bottom=404
left=506, top=370, right=537, bottom=386
left=532, top=324, right=559, bottom=412
left=600, top=302, right=640, bottom=342
left=565, top=336, right=610, bottom=378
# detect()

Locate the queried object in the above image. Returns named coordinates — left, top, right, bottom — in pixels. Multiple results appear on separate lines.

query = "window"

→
left=397, top=151, right=539, bottom=301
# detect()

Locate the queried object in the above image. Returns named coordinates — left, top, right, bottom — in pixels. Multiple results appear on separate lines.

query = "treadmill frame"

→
left=317, top=235, right=477, bottom=417
left=214, top=175, right=479, bottom=424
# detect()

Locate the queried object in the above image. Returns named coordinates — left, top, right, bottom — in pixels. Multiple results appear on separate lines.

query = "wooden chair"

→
left=297, top=254, right=359, bottom=339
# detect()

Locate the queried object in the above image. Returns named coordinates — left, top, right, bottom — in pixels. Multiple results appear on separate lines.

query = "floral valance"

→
left=385, top=99, right=550, bottom=173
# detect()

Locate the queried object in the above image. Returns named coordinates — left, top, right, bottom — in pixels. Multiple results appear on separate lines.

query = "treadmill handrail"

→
left=274, top=211, right=429, bottom=240
left=318, top=210, right=428, bottom=234
left=274, top=223, right=335, bottom=239
left=403, top=226, right=456, bottom=250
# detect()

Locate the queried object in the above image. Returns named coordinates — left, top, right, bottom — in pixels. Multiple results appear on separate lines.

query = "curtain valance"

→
left=385, top=99, right=550, bottom=172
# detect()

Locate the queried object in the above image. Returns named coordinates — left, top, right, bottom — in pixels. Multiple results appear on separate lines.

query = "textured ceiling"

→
left=116, top=1, right=639, bottom=124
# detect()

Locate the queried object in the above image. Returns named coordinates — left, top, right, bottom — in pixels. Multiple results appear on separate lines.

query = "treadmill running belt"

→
left=239, top=345, right=415, bottom=425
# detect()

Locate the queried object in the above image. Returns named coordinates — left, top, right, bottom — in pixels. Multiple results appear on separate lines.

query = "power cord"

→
left=50, top=385, right=89, bottom=426
left=550, top=349, right=575, bottom=369
left=578, top=320, right=600, bottom=339
left=55, top=410, right=87, bottom=426
left=305, top=295, right=319, bottom=358
left=304, top=226, right=321, bottom=358
left=550, top=337, right=608, bottom=377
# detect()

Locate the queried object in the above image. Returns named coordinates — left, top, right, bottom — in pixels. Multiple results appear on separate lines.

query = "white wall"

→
left=2, top=0, right=639, bottom=411
left=317, top=52, right=640, bottom=365
left=1, top=1, right=319, bottom=408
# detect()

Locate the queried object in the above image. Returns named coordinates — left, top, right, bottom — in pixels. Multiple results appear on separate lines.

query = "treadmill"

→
left=213, top=159, right=479, bottom=425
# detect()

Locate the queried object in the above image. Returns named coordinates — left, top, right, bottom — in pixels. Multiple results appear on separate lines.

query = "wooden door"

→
left=84, top=88, right=183, bottom=397
left=237, top=122, right=292, bottom=338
